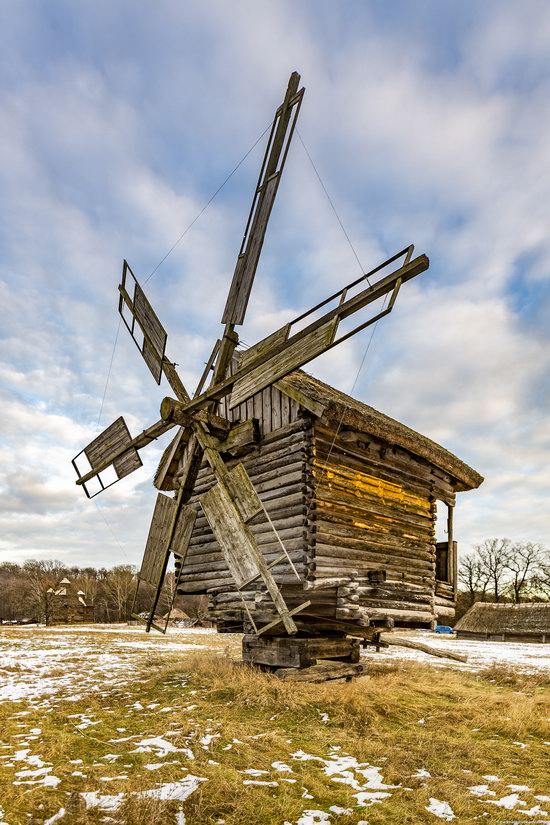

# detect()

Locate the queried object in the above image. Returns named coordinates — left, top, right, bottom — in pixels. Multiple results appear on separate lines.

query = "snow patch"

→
left=426, top=798, right=455, bottom=820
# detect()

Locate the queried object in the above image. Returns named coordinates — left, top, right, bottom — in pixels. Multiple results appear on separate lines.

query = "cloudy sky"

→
left=1, top=0, right=549, bottom=570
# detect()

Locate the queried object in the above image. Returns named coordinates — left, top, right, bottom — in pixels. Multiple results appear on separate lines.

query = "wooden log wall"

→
left=176, top=416, right=314, bottom=608
left=310, top=420, right=451, bottom=627
left=175, top=377, right=460, bottom=632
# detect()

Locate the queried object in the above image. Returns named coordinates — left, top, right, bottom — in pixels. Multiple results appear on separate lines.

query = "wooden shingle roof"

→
left=281, top=370, right=483, bottom=492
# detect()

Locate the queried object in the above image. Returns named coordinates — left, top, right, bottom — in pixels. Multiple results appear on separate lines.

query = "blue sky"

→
left=1, top=0, right=549, bottom=568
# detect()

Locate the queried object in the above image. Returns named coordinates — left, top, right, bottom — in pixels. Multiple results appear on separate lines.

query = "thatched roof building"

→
left=455, top=602, right=550, bottom=643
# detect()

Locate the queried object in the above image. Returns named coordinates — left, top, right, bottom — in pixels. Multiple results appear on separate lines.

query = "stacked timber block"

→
left=242, top=634, right=365, bottom=681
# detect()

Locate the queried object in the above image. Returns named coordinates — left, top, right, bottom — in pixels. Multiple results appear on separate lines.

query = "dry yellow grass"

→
left=0, top=628, right=549, bottom=824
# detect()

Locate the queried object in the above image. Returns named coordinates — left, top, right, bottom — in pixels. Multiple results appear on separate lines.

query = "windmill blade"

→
left=222, top=71, right=304, bottom=328
left=72, top=416, right=142, bottom=498
left=228, top=247, right=428, bottom=409
left=158, top=247, right=428, bottom=423
left=133, top=491, right=198, bottom=632
left=73, top=417, right=175, bottom=497
left=118, top=260, right=190, bottom=403
left=199, top=464, right=309, bottom=636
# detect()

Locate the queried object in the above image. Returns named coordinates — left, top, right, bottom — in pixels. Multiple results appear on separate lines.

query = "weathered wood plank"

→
left=274, top=661, right=366, bottom=682
left=200, top=481, right=260, bottom=587
left=239, top=325, right=291, bottom=371
left=224, top=463, right=264, bottom=523
left=229, top=318, right=338, bottom=409
left=213, top=419, right=260, bottom=456
left=275, top=377, right=327, bottom=418
left=84, top=417, right=134, bottom=470
left=133, top=283, right=166, bottom=357
left=139, top=493, right=173, bottom=586
left=378, top=634, right=467, bottom=663
left=171, top=504, right=198, bottom=560
left=223, top=174, right=280, bottom=326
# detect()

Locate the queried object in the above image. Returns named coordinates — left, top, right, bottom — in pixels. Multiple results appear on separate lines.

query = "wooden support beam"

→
left=377, top=634, right=467, bottom=663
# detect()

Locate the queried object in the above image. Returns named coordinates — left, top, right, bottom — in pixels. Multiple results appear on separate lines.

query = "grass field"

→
left=1, top=625, right=549, bottom=824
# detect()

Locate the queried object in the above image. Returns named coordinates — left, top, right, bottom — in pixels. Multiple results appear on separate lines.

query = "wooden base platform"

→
left=274, top=660, right=366, bottom=682
left=242, top=633, right=361, bottom=670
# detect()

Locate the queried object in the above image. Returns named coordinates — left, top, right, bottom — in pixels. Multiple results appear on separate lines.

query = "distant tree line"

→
left=458, top=539, right=550, bottom=610
left=0, top=560, right=207, bottom=624
left=2, top=541, right=548, bottom=625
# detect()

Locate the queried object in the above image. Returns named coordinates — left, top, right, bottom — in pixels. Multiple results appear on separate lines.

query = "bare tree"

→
left=103, top=565, right=136, bottom=622
left=527, top=555, right=550, bottom=601
left=458, top=552, right=490, bottom=606
left=22, top=560, right=68, bottom=623
left=505, top=542, right=547, bottom=603
left=474, top=539, right=513, bottom=603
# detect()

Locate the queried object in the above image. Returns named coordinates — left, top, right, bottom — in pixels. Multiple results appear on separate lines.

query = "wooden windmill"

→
left=72, top=72, right=475, bottom=677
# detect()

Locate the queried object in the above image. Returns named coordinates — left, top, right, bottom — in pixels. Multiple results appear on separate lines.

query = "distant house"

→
left=454, top=602, right=550, bottom=643
left=162, top=607, right=191, bottom=623
left=46, top=577, right=94, bottom=625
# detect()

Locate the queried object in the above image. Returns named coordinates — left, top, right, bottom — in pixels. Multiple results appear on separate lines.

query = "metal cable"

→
left=96, top=318, right=121, bottom=431
left=144, top=124, right=271, bottom=285
left=296, top=128, right=371, bottom=285
left=95, top=125, right=271, bottom=429
left=295, top=130, right=388, bottom=523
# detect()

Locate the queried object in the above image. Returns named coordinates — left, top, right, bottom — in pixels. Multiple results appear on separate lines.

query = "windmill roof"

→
left=155, top=369, right=482, bottom=492
left=281, top=370, right=483, bottom=492
left=454, top=602, right=550, bottom=634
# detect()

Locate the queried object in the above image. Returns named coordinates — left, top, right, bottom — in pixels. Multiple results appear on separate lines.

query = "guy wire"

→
left=95, top=124, right=271, bottom=429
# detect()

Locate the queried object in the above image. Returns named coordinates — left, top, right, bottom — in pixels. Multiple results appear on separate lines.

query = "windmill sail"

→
left=72, top=416, right=142, bottom=498
left=118, top=260, right=168, bottom=384
left=222, top=72, right=304, bottom=327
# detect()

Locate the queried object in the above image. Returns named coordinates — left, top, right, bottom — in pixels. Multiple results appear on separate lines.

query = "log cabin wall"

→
left=309, top=418, right=458, bottom=627
left=175, top=378, right=466, bottom=629
left=177, top=386, right=314, bottom=617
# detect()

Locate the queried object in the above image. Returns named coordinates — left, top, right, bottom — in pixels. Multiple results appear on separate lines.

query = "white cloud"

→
left=0, top=0, right=549, bottom=568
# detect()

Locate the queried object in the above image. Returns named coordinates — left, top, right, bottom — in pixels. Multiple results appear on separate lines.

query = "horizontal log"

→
left=357, top=586, right=432, bottom=603
left=259, top=417, right=310, bottom=444
left=188, top=525, right=307, bottom=555
left=434, top=595, right=455, bottom=606
left=314, top=480, right=432, bottom=527
left=314, top=434, right=435, bottom=495
left=304, top=577, right=351, bottom=590
left=315, top=506, right=434, bottom=545
left=184, top=537, right=306, bottom=566
left=360, top=599, right=432, bottom=612
left=314, top=541, right=434, bottom=573
left=315, top=514, right=434, bottom=549
left=314, top=425, right=457, bottom=501
left=275, top=661, right=366, bottom=682
left=314, top=528, right=434, bottom=562
left=368, top=608, right=433, bottom=623
left=379, top=634, right=467, bottom=663
left=178, top=550, right=306, bottom=577
left=189, top=508, right=307, bottom=540
left=193, top=456, right=307, bottom=497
